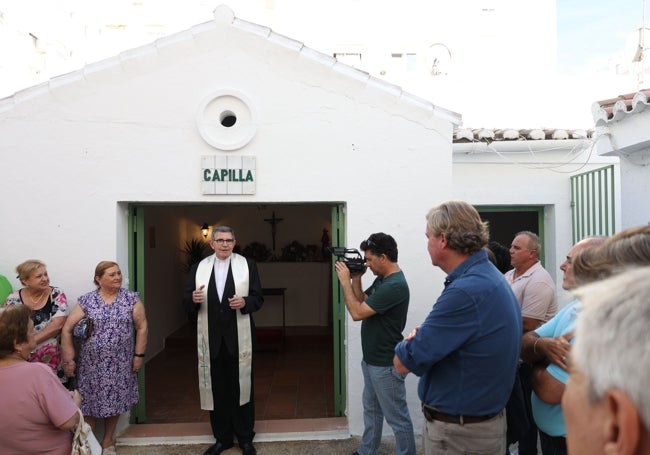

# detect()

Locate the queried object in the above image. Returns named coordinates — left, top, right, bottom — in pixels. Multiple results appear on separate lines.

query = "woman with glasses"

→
left=3, top=259, right=70, bottom=387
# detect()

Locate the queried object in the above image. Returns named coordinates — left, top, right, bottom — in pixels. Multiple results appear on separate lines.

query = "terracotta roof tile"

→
left=592, top=88, right=650, bottom=125
left=453, top=127, right=593, bottom=143
left=456, top=90, right=650, bottom=143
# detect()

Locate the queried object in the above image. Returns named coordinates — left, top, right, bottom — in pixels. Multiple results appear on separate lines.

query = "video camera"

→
left=327, top=247, right=367, bottom=275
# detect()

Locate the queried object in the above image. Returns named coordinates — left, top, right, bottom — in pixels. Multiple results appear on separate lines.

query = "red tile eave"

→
left=596, top=88, right=650, bottom=119
left=598, top=96, right=624, bottom=108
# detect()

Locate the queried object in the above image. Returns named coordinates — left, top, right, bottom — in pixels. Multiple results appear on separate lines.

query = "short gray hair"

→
left=211, top=226, right=236, bottom=240
left=572, top=266, right=650, bottom=433
left=515, top=231, right=541, bottom=254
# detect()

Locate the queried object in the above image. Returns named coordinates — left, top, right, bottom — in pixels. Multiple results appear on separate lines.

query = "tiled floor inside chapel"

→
left=142, top=324, right=336, bottom=432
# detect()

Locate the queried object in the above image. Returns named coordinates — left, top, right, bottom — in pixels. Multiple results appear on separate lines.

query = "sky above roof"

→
left=0, top=0, right=646, bottom=127
left=558, top=0, right=644, bottom=74
left=1, top=0, right=642, bottom=75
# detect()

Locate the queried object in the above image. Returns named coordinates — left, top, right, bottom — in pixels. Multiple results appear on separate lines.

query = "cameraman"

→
left=334, top=233, right=416, bottom=455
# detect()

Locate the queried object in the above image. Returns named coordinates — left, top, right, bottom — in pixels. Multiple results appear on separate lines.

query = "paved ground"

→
left=117, top=437, right=405, bottom=454
left=116, top=439, right=523, bottom=454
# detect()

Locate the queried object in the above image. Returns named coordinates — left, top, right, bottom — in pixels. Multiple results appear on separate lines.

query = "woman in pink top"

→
left=0, top=305, right=81, bottom=455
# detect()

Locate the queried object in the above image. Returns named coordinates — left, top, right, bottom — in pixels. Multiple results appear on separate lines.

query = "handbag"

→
left=71, top=410, right=102, bottom=455
left=73, top=317, right=93, bottom=340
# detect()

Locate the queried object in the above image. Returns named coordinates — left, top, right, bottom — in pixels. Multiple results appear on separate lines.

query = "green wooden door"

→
left=331, top=204, right=346, bottom=417
left=129, top=205, right=146, bottom=423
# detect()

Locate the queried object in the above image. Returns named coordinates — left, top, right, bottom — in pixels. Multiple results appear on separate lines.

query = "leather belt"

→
left=422, top=404, right=497, bottom=425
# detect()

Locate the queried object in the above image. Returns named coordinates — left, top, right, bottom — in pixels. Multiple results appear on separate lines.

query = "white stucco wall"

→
left=620, top=161, right=650, bottom=228
left=0, top=7, right=456, bottom=438
left=453, top=140, right=620, bottom=306
left=594, top=110, right=650, bottom=230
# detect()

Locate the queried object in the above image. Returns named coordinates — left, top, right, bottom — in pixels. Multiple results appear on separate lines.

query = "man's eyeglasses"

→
left=360, top=238, right=377, bottom=250
left=213, top=238, right=234, bottom=244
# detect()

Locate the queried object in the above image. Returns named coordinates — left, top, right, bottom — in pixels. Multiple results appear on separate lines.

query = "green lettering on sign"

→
left=203, top=168, right=254, bottom=182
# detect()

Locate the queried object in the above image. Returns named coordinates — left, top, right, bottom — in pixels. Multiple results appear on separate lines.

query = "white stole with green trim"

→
left=195, top=253, right=253, bottom=409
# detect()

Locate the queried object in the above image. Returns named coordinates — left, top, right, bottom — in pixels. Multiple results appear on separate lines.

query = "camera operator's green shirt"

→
left=362, top=270, right=409, bottom=366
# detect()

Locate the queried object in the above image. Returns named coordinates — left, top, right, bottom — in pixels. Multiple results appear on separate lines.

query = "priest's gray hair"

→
left=211, top=225, right=236, bottom=240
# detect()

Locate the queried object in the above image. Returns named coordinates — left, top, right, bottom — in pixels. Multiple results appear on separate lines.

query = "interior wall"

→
left=179, top=204, right=333, bottom=255
left=141, top=203, right=333, bottom=357
left=142, top=206, right=188, bottom=357
left=256, top=262, right=331, bottom=326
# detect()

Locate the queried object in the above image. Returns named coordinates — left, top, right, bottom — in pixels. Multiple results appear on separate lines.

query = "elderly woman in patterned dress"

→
left=3, top=259, right=70, bottom=386
left=61, top=261, right=148, bottom=455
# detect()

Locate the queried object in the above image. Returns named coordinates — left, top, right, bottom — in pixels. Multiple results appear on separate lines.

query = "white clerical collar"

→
left=215, top=256, right=231, bottom=265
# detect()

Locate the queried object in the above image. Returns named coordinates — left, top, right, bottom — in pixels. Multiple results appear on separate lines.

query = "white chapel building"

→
left=0, top=4, right=621, bottom=443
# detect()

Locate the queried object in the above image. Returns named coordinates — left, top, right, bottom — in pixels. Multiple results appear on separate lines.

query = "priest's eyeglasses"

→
left=213, top=238, right=234, bottom=244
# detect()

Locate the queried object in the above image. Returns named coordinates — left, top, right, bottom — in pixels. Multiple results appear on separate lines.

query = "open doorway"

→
left=477, top=206, right=546, bottom=264
left=129, top=203, right=341, bottom=423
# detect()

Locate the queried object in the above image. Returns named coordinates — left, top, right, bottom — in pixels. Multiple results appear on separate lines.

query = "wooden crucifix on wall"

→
left=264, top=211, right=284, bottom=251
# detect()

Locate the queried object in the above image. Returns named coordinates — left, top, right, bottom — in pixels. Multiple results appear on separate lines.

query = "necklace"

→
left=26, top=289, right=47, bottom=306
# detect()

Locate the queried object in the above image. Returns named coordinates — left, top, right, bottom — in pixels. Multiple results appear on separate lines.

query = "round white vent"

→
left=196, top=90, right=258, bottom=151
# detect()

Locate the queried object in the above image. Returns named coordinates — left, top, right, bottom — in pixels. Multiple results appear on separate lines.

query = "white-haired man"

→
left=563, top=266, right=650, bottom=455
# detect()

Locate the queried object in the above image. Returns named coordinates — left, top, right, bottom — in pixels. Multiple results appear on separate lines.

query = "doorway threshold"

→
left=117, top=417, right=349, bottom=446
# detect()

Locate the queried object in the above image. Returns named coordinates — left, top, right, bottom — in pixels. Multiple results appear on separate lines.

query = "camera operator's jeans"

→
left=358, top=360, right=416, bottom=455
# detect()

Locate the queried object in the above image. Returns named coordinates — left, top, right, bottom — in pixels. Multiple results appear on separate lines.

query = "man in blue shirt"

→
left=394, top=200, right=522, bottom=455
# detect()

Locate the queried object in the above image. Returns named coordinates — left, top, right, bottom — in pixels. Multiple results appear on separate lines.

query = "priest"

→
left=183, top=225, right=264, bottom=455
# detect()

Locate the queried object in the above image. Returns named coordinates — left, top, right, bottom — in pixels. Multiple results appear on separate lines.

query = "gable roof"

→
left=0, top=5, right=461, bottom=127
